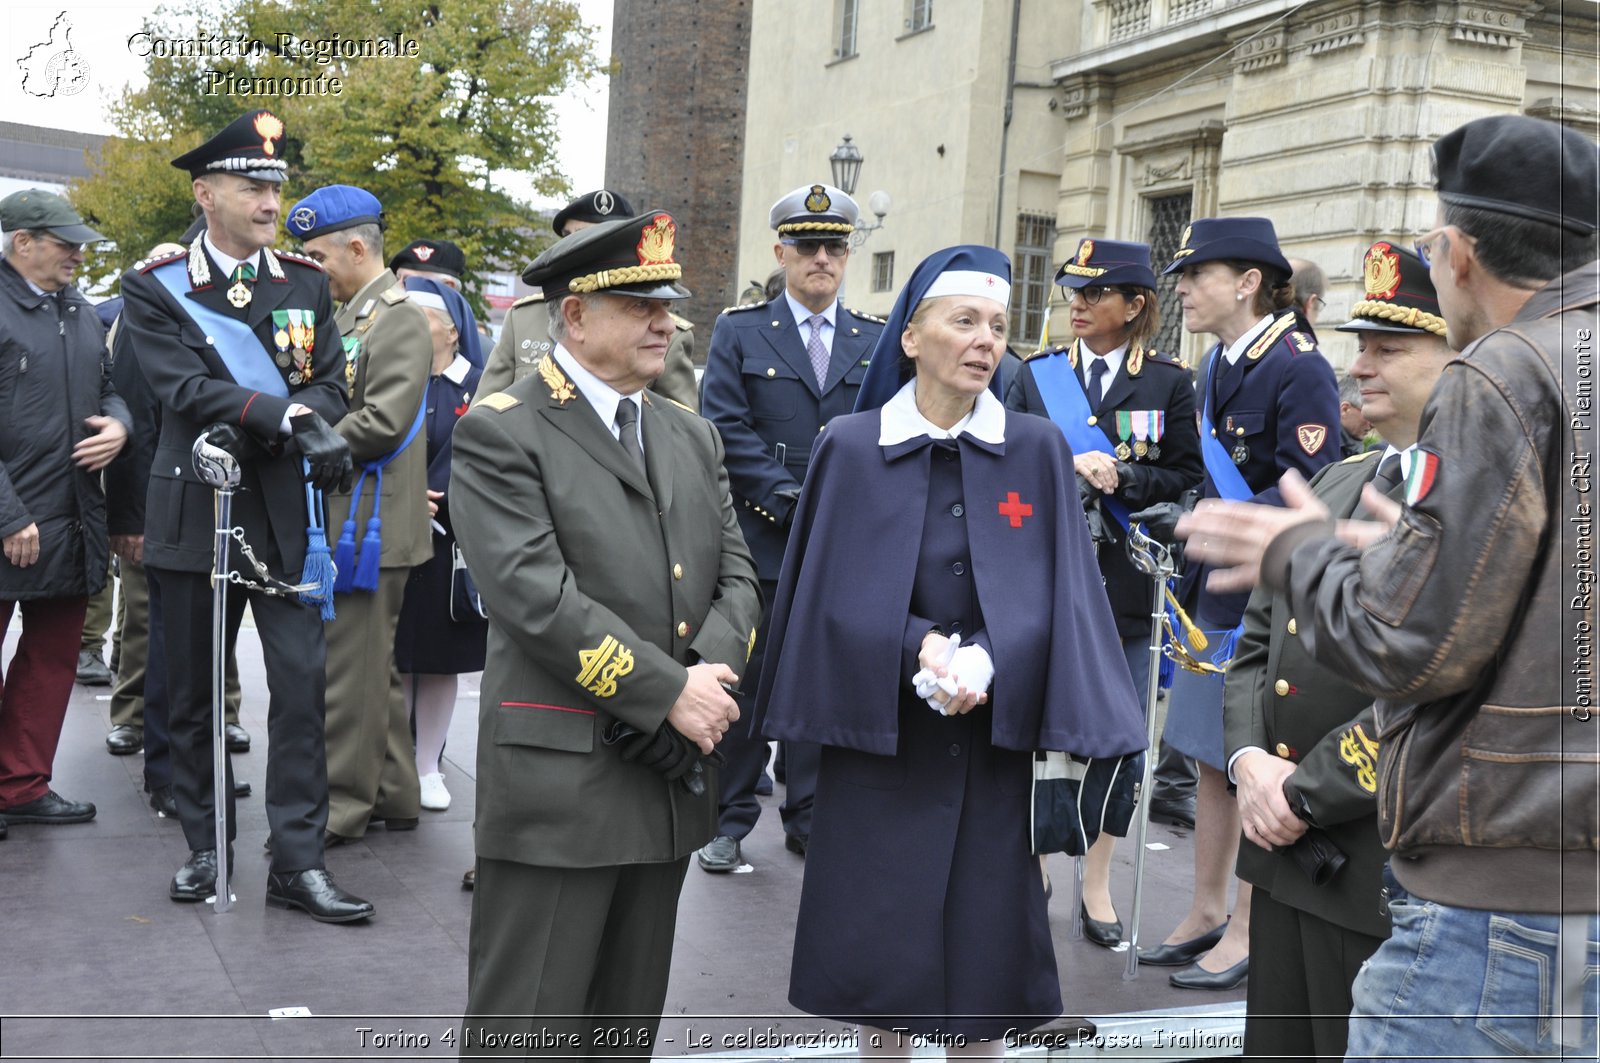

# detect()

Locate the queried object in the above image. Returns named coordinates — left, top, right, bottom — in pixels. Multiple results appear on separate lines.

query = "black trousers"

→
left=148, top=565, right=330, bottom=873
left=1244, top=885, right=1387, bottom=1061
left=715, top=581, right=816, bottom=841
left=462, top=856, right=691, bottom=1058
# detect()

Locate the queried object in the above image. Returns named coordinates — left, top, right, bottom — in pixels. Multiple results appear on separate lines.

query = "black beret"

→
left=1433, top=115, right=1598, bottom=236
left=551, top=189, right=635, bottom=236
left=389, top=239, right=466, bottom=280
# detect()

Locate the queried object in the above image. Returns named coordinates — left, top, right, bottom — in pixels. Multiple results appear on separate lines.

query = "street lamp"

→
left=829, top=134, right=888, bottom=250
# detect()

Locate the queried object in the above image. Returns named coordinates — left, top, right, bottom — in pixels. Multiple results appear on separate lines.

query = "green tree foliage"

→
left=71, top=0, right=594, bottom=306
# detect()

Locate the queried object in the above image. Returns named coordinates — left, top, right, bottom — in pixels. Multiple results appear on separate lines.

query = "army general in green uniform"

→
left=453, top=209, right=760, bottom=1057
left=480, top=189, right=699, bottom=411
left=1222, top=242, right=1455, bottom=1061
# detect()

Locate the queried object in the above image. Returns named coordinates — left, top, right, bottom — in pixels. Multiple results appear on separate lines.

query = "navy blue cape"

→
left=753, top=408, right=1147, bottom=757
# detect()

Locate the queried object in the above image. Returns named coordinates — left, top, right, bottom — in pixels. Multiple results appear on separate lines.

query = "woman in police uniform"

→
left=1005, top=237, right=1202, bottom=946
left=1138, top=217, right=1340, bottom=990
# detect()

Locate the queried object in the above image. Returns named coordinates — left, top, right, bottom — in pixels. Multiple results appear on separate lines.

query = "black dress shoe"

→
left=0, top=790, right=96, bottom=824
left=1170, top=955, right=1249, bottom=990
left=697, top=835, right=742, bottom=872
left=234, top=780, right=251, bottom=798
left=785, top=833, right=808, bottom=856
left=1137, top=922, right=1227, bottom=966
left=1081, top=904, right=1123, bottom=949
left=461, top=867, right=475, bottom=890
left=147, top=785, right=177, bottom=818
left=76, top=649, right=113, bottom=686
left=224, top=723, right=251, bottom=753
left=754, top=771, right=774, bottom=796
left=1149, top=797, right=1197, bottom=829
left=375, top=816, right=418, bottom=831
left=170, top=848, right=232, bottom=901
left=266, top=868, right=375, bottom=923
left=106, top=725, right=143, bottom=755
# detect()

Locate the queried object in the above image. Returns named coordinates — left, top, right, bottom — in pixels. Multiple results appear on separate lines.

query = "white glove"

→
left=947, top=644, right=994, bottom=698
left=913, top=634, right=959, bottom=713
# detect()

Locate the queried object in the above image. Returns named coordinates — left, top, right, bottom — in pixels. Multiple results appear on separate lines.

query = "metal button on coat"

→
left=1274, top=679, right=1290, bottom=696
left=676, top=621, right=689, bottom=637
left=1287, top=618, right=1297, bottom=636
left=1275, top=742, right=1291, bottom=758
left=672, top=564, right=683, bottom=580
left=951, top=562, right=965, bottom=576
left=948, top=744, right=961, bottom=756
left=951, top=504, right=964, bottom=517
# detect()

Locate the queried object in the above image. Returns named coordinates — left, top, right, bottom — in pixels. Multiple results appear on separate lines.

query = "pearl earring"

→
left=1236, top=293, right=1244, bottom=301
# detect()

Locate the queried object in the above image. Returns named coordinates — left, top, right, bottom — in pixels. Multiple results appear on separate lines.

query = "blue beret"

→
left=284, top=185, right=384, bottom=241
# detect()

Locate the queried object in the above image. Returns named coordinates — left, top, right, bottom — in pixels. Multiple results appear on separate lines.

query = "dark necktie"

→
left=1086, top=357, right=1107, bottom=411
left=1355, top=451, right=1405, bottom=519
left=614, top=399, right=645, bottom=471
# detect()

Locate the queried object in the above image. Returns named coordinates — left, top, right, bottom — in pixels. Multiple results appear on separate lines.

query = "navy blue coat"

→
left=753, top=408, right=1145, bottom=759
left=1006, top=342, right=1203, bottom=638
left=1192, top=313, right=1339, bottom=625
left=700, top=297, right=883, bottom=580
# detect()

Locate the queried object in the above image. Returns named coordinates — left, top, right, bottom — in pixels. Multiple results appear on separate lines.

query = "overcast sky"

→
left=3, top=0, right=611, bottom=208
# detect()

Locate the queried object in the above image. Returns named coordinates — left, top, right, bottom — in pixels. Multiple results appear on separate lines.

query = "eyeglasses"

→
left=29, top=231, right=84, bottom=253
left=1076, top=284, right=1136, bottom=305
left=1414, top=227, right=1448, bottom=267
left=782, top=238, right=850, bottom=258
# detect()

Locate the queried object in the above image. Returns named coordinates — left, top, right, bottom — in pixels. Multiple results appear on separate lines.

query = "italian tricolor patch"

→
left=1402, top=449, right=1440, bottom=505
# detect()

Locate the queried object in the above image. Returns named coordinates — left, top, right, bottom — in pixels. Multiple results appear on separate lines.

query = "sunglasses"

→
left=782, top=238, right=850, bottom=258
left=1076, top=284, right=1137, bottom=305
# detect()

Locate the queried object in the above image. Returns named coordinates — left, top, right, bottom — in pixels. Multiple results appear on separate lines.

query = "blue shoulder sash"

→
left=1197, top=347, right=1251, bottom=502
left=150, top=260, right=286, bottom=398
left=1030, top=348, right=1130, bottom=528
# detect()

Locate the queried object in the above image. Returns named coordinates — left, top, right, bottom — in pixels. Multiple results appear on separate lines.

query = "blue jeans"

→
left=1347, top=866, right=1599, bottom=1059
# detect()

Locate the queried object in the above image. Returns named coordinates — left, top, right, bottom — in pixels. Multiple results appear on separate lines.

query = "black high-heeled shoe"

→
left=1081, top=903, right=1123, bottom=949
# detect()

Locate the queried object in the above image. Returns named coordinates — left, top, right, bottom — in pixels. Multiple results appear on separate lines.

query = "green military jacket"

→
left=480, top=293, right=700, bottom=411
left=1224, top=448, right=1395, bottom=938
left=451, top=353, right=761, bottom=868
left=327, top=269, right=433, bottom=569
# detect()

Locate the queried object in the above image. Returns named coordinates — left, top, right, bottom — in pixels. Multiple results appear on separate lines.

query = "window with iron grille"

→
left=1145, top=191, right=1192, bottom=358
left=871, top=251, right=895, bottom=293
left=1011, top=213, right=1056, bottom=349
left=837, top=0, right=859, bottom=57
left=908, top=0, right=934, bottom=32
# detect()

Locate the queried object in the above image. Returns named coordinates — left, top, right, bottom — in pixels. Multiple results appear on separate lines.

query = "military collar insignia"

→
left=263, top=250, right=285, bottom=281
left=538, top=353, right=577, bottom=405
left=1244, top=315, right=1296, bottom=361
left=355, top=298, right=377, bottom=321
left=187, top=236, right=211, bottom=288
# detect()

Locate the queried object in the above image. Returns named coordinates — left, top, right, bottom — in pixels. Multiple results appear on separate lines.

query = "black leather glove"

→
left=774, top=487, right=801, bottom=530
left=290, top=410, right=354, bottom=493
left=1127, top=501, right=1184, bottom=543
left=618, top=723, right=700, bottom=782
left=200, top=422, right=252, bottom=461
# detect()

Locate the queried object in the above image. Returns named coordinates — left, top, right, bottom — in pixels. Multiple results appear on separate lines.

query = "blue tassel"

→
left=353, top=516, right=382, bottom=591
left=331, top=518, right=358, bottom=593
left=1210, top=622, right=1244, bottom=670
left=300, top=523, right=337, bottom=621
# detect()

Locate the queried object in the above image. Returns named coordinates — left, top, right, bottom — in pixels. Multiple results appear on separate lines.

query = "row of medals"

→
left=272, top=310, right=316, bottom=385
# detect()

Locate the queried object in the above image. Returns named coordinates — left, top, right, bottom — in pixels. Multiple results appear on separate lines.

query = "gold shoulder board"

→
left=476, top=392, right=521, bottom=412
left=669, top=312, right=693, bottom=330
left=511, top=293, right=545, bottom=308
left=380, top=284, right=410, bottom=306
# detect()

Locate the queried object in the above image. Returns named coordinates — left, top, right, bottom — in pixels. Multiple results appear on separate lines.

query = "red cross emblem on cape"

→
left=998, top=491, right=1033, bottom=528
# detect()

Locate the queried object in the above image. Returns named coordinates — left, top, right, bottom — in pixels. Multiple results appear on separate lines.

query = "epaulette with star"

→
left=722, top=299, right=766, bottom=314
left=1023, top=342, right=1072, bottom=362
left=668, top=311, right=693, bottom=331
left=511, top=292, right=546, bottom=309
left=1141, top=350, right=1188, bottom=369
left=272, top=248, right=325, bottom=272
left=846, top=306, right=885, bottom=324
left=134, top=248, right=187, bottom=273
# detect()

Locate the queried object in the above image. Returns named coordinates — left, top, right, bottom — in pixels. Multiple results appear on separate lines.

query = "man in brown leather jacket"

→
left=1180, top=114, right=1598, bottom=1059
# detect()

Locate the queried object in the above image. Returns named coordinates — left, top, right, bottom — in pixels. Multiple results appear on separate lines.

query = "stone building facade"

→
left=734, top=0, right=1598, bottom=365
left=605, top=0, right=754, bottom=337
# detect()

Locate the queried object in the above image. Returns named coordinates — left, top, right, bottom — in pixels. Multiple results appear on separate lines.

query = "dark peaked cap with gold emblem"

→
left=522, top=210, right=691, bottom=301
left=1162, top=216, right=1292, bottom=281
left=1337, top=242, right=1446, bottom=337
left=768, top=183, right=858, bottom=236
left=171, top=109, right=288, bottom=183
left=1055, top=237, right=1158, bottom=290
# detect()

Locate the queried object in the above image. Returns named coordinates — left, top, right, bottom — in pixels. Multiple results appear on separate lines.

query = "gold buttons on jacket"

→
left=1236, top=427, right=1246, bottom=436
left=1274, top=679, right=1290, bottom=696
left=1275, top=742, right=1291, bottom=758
left=672, top=564, right=683, bottom=580
left=1087, top=415, right=1098, bottom=426
left=1287, top=618, right=1297, bottom=636
left=676, top=621, right=689, bottom=638
left=766, top=367, right=776, bottom=377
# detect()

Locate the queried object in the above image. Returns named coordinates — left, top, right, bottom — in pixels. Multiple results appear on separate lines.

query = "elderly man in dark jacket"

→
left=0, top=189, right=131, bottom=837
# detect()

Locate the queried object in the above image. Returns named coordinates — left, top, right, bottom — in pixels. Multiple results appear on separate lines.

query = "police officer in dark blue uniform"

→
left=1005, top=237, right=1203, bottom=944
left=697, top=183, right=885, bottom=870
left=1138, top=216, right=1339, bottom=990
